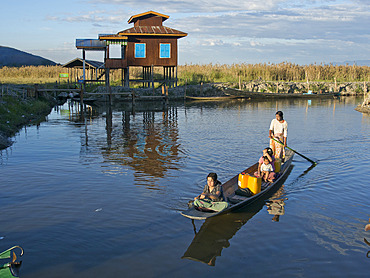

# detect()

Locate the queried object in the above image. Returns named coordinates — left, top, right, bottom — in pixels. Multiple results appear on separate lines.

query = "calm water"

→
left=0, top=97, right=369, bottom=277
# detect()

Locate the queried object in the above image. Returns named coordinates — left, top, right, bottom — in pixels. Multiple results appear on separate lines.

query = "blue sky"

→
left=1, top=0, right=369, bottom=65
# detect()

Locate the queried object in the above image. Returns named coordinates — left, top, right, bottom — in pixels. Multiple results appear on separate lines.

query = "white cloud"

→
left=39, top=0, right=370, bottom=64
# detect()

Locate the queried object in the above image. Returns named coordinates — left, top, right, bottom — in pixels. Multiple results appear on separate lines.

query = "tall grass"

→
left=0, top=63, right=369, bottom=85
left=178, top=62, right=370, bottom=84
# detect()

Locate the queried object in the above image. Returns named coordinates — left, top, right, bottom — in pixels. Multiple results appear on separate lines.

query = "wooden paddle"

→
left=271, top=137, right=317, bottom=165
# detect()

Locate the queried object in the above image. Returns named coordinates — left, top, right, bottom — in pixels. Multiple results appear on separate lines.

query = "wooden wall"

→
left=126, top=37, right=178, bottom=67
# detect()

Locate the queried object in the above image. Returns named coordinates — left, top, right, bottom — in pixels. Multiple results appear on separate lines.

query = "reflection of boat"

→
left=0, top=246, right=23, bottom=278
left=355, top=104, right=370, bottom=113
left=182, top=205, right=262, bottom=266
left=185, top=95, right=239, bottom=101
left=182, top=182, right=290, bottom=266
left=181, top=149, right=294, bottom=220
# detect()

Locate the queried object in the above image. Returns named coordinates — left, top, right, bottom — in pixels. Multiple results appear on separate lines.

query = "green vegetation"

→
left=177, top=63, right=370, bottom=85
left=0, top=96, right=53, bottom=138
left=0, top=63, right=369, bottom=86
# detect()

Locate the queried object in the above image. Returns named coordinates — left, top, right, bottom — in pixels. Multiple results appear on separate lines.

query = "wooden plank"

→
left=37, top=89, right=80, bottom=92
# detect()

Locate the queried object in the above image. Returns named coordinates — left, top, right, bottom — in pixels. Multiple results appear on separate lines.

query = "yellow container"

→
left=247, top=175, right=261, bottom=194
left=274, top=159, right=281, bottom=173
left=238, top=172, right=249, bottom=189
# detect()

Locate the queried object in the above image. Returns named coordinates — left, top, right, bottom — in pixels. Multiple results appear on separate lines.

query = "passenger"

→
left=260, top=156, right=274, bottom=182
left=254, top=147, right=276, bottom=182
left=193, top=173, right=229, bottom=212
left=269, top=111, right=288, bottom=160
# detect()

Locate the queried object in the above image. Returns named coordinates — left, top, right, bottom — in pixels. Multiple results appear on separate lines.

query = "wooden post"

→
left=175, top=66, right=178, bottom=87
left=34, top=84, right=39, bottom=99
left=184, top=78, right=187, bottom=99
left=334, top=77, right=337, bottom=92
left=239, top=75, right=241, bottom=90
left=200, top=82, right=203, bottom=94
left=165, top=86, right=169, bottom=105
left=109, top=85, right=112, bottom=106
left=364, top=81, right=367, bottom=103
left=121, top=68, right=124, bottom=87
left=80, top=85, right=84, bottom=109
left=132, top=91, right=135, bottom=106
left=151, top=65, right=155, bottom=95
left=276, top=82, right=278, bottom=94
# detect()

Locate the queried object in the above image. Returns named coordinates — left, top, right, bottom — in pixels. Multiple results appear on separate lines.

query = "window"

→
left=159, top=43, right=171, bottom=58
left=135, top=43, right=146, bottom=58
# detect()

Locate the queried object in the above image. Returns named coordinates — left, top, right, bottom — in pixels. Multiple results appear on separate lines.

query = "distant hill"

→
left=0, top=46, right=57, bottom=67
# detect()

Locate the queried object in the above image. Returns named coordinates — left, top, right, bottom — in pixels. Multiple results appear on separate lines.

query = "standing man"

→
left=269, top=111, right=288, bottom=160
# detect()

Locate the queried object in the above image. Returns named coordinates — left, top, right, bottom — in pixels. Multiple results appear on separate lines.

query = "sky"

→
left=0, top=0, right=369, bottom=65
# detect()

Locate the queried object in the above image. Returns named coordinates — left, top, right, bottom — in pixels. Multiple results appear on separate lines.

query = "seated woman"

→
left=254, top=147, right=277, bottom=182
left=193, top=173, right=229, bottom=212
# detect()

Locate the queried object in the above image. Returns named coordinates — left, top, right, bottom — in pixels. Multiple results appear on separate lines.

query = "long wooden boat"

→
left=185, top=95, right=239, bottom=101
left=223, top=88, right=341, bottom=98
left=180, top=149, right=294, bottom=220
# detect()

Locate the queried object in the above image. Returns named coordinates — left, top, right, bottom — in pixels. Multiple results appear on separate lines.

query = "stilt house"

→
left=76, top=11, right=187, bottom=88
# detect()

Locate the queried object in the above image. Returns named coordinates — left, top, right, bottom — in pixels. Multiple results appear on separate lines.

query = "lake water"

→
left=0, top=96, right=369, bottom=277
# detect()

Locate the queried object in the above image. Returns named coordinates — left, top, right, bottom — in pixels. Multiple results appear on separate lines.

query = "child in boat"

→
left=254, top=147, right=277, bottom=182
left=193, top=173, right=229, bottom=212
left=260, top=156, right=274, bottom=182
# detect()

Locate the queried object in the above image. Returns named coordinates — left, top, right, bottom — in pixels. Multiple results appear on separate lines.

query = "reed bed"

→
left=0, top=63, right=369, bottom=85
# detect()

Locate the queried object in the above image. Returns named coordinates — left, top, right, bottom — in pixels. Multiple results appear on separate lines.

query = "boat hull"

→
left=181, top=149, right=294, bottom=220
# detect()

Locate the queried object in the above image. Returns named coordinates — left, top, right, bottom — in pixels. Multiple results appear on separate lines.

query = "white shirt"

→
left=261, top=163, right=273, bottom=172
left=269, top=119, right=288, bottom=137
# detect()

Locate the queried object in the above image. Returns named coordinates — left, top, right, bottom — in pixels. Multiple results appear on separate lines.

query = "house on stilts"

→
left=75, top=11, right=187, bottom=89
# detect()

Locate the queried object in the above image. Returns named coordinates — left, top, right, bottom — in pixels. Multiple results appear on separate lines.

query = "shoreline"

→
left=83, top=81, right=363, bottom=103
left=0, top=96, right=56, bottom=150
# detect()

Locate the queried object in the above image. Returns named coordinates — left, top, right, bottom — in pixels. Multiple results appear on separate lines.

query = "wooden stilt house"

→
left=98, top=11, right=187, bottom=88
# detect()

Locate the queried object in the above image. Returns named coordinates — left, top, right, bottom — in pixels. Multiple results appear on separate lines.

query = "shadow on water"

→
left=182, top=166, right=292, bottom=266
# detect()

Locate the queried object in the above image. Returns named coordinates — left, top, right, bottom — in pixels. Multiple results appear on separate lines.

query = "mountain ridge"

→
left=0, top=46, right=57, bottom=67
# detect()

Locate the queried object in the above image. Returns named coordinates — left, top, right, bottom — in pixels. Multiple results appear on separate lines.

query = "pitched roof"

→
left=62, top=58, right=104, bottom=69
left=128, top=11, right=169, bottom=24
left=117, top=26, right=187, bottom=37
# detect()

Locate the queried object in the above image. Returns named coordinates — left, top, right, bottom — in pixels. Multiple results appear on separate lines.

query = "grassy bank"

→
left=0, top=96, right=55, bottom=149
left=0, top=63, right=369, bottom=86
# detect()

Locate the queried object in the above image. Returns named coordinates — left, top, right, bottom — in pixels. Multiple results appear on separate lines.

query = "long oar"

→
left=271, top=137, right=317, bottom=165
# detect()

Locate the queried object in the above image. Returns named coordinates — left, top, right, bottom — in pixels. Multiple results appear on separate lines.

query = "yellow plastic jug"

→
left=238, top=172, right=249, bottom=189
left=247, top=175, right=261, bottom=194
left=274, top=158, right=281, bottom=173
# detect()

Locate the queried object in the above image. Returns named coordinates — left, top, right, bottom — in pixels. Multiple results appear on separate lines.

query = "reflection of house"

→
left=76, top=11, right=187, bottom=88
left=80, top=105, right=183, bottom=184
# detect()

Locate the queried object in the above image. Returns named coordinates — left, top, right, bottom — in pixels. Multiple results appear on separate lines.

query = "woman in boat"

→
left=269, top=111, right=288, bottom=160
left=193, top=173, right=229, bottom=212
left=254, top=147, right=276, bottom=182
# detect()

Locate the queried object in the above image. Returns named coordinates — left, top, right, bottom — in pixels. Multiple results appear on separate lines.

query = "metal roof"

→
left=76, top=39, right=106, bottom=50
left=117, top=26, right=187, bottom=37
left=62, top=58, right=104, bottom=69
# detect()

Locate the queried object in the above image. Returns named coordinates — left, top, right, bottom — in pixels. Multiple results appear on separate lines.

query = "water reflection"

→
left=59, top=101, right=185, bottom=187
left=101, top=107, right=182, bottom=179
left=182, top=205, right=263, bottom=266
left=266, top=186, right=287, bottom=222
